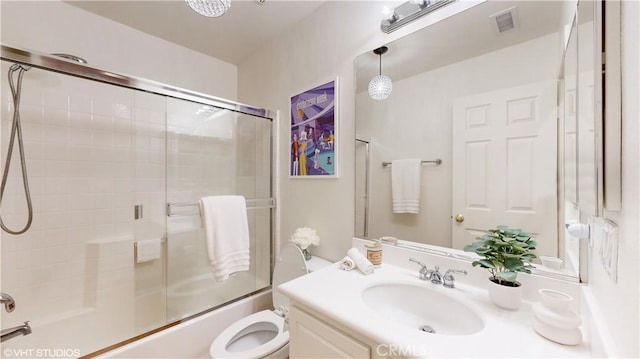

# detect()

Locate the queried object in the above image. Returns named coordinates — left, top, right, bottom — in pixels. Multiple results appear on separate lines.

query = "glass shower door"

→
left=131, top=91, right=168, bottom=333
left=165, top=98, right=272, bottom=321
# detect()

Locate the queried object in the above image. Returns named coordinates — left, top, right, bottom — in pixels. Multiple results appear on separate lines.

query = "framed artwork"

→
left=289, top=78, right=338, bottom=178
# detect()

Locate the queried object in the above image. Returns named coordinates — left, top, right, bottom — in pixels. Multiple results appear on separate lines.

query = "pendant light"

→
left=185, top=0, right=231, bottom=17
left=368, top=46, right=392, bottom=100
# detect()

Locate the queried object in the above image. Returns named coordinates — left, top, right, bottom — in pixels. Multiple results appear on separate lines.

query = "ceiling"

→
left=66, top=0, right=327, bottom=65
left=355, top=0, right=565, bottom=91
left=67, top=0, right=566, bottom=84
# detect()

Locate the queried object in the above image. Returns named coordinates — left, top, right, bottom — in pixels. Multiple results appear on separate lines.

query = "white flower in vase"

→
left=290, top=227, right=320, bottom=260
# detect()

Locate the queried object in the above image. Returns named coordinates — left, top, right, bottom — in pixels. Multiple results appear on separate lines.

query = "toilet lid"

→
left=272, top=244, right=308, bottom=309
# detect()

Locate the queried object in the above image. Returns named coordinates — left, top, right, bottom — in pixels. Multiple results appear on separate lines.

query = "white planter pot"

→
left=488, top=278, right=522, bottom=310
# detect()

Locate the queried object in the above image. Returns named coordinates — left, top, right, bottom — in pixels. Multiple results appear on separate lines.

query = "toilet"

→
left=209, top=244, right=331, bottom=359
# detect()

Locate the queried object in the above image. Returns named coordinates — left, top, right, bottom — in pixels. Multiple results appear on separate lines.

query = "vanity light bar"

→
left=381, top=0, right=457, bottom=34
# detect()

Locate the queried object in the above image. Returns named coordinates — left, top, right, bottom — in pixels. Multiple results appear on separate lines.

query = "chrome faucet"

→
left=409, top=258, right=432, bottom=281
left=1, top=293, right=15, bottom=312
left=443, top=269, right=468, bottom=288
left=430, top=266, right=443, bottom=285
left=1, top=321, right=32, bottom=343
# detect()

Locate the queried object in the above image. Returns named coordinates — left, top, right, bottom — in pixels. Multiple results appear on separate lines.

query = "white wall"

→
left=0, top=0, right=237, bottom=100
left=586, top=1, right=640, bottom=357
left=356, top=34, right=558, bottom=249
left=238, top=1, right=483, bottom=261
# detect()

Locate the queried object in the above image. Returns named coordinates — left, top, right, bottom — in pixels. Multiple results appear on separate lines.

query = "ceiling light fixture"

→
left=381, top=0, right=456, bottom=33
left=368, top=46, right=392, bottom=101
left=185, top=0, right=231, bottom=17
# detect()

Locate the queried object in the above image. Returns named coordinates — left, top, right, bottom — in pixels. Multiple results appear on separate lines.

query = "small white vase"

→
left=533, top=288, right=582, bottom=345
left=538, top=288, right=573, bottom=312
left=488, top=278, right=522, bottom=310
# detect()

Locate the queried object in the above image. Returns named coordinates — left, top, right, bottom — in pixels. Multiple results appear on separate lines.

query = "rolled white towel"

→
left=339, top=256, right=356, bottom=271
left=347, top=248, right=374, bottom=275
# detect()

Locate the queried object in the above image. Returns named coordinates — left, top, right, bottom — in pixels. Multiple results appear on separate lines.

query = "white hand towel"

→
left=339, top=256, right=356, bottom=271
left=136, top=239, right=162, bottom=263
left=199, top=195, right=250, bottom=281
left=347, top=248, right=374, bottom=275
left=391, top=159, right=422, bottom=214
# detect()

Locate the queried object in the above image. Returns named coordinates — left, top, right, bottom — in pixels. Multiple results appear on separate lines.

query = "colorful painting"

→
left=290, top=79, right=337, bottom=178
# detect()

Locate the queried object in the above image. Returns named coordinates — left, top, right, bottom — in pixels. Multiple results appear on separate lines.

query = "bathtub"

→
left=166, top=273, right=261, bottom=321
left=99, top=290, right=272, bottom=358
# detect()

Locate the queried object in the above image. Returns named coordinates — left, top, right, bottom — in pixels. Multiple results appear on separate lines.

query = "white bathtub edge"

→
left=98, top=290, right=272, bottom=358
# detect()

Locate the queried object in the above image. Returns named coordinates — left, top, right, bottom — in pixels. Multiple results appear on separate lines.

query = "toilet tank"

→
left=306, top=256, right=332, bottom=273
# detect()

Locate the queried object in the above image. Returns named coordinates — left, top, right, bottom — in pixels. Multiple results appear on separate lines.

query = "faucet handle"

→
left=0, top=293, right=15, bottom=313
left=430, top=266, right=443, bottom=284
left=443, top=269, right=468, bottom=288
left=409, top=258, right=431, bottom=281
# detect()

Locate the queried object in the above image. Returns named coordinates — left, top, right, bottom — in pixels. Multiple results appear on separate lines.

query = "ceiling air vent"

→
left=490, top=7, right=519, bottom=33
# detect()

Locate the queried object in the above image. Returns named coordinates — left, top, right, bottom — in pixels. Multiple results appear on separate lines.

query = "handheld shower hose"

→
left=0, top=63, right=33, bottom=234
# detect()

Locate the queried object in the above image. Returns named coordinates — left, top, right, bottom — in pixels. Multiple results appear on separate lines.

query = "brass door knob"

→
left=454, top=214, right=464, bottom=223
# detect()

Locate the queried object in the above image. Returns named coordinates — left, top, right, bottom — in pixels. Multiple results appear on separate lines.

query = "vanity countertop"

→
left=278, top=262, right=591, bottom=358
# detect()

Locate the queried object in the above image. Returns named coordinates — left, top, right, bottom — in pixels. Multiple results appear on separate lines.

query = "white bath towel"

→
left=136, top=239, right=162, bottom=263
left=339, top=256, right=356, bottom=271
left=391, top=159, right=422, bottom=214
left=199, top=195, right=250, bottom=282
left=347, top=248, right=374, bottom=275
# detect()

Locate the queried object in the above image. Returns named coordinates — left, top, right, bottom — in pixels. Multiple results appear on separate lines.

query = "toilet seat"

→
left=209, top=310, right=288, bottom=359
left=210, top=245, right=321, bottom=359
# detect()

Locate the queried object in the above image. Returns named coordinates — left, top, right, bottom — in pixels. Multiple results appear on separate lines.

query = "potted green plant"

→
left=463, top=225, right=537, bottom=310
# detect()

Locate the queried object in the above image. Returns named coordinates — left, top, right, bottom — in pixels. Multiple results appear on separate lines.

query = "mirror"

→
left=575, top=0, right=597, bottom=279
left=576, top=1, right=597, bottom=218
left=560, top=14, right=579, bottom=274
left=354, top=1, right=590, bottom=278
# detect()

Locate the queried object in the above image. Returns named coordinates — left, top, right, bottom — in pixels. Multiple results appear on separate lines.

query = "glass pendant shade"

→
left=368, top=74, right=393, bottom=100
left=369, top=46, right=392, bottom=100
left=185, top=0, right=231, bottom=17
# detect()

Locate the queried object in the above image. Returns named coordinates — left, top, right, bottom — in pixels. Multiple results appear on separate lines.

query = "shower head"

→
left=52, top=53, right=87, bottom=64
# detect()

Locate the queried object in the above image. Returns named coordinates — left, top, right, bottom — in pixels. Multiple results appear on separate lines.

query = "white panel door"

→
left=451, top=82, right=558, bottom=257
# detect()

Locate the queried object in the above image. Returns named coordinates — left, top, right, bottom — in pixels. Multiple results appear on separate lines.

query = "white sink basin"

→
left=362, top=282, right=484, bottom=336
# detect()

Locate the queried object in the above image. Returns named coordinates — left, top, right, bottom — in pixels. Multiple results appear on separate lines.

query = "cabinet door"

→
left=289, top=306, right=371, bottom=359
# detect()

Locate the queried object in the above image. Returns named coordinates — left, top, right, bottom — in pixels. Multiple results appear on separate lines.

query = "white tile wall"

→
left=0, top=64, right=142, bottom=353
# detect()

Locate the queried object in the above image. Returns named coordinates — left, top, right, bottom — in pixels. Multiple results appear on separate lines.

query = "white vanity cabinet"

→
left=280, top=262, right=590, bottom=359
left=289, top=304, right=380, bottom=359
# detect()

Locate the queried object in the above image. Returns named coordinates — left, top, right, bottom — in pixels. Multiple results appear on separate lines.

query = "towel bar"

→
left=166, top=198, right=275, bottom=217
left=381, top=159, right=442, bottom=167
